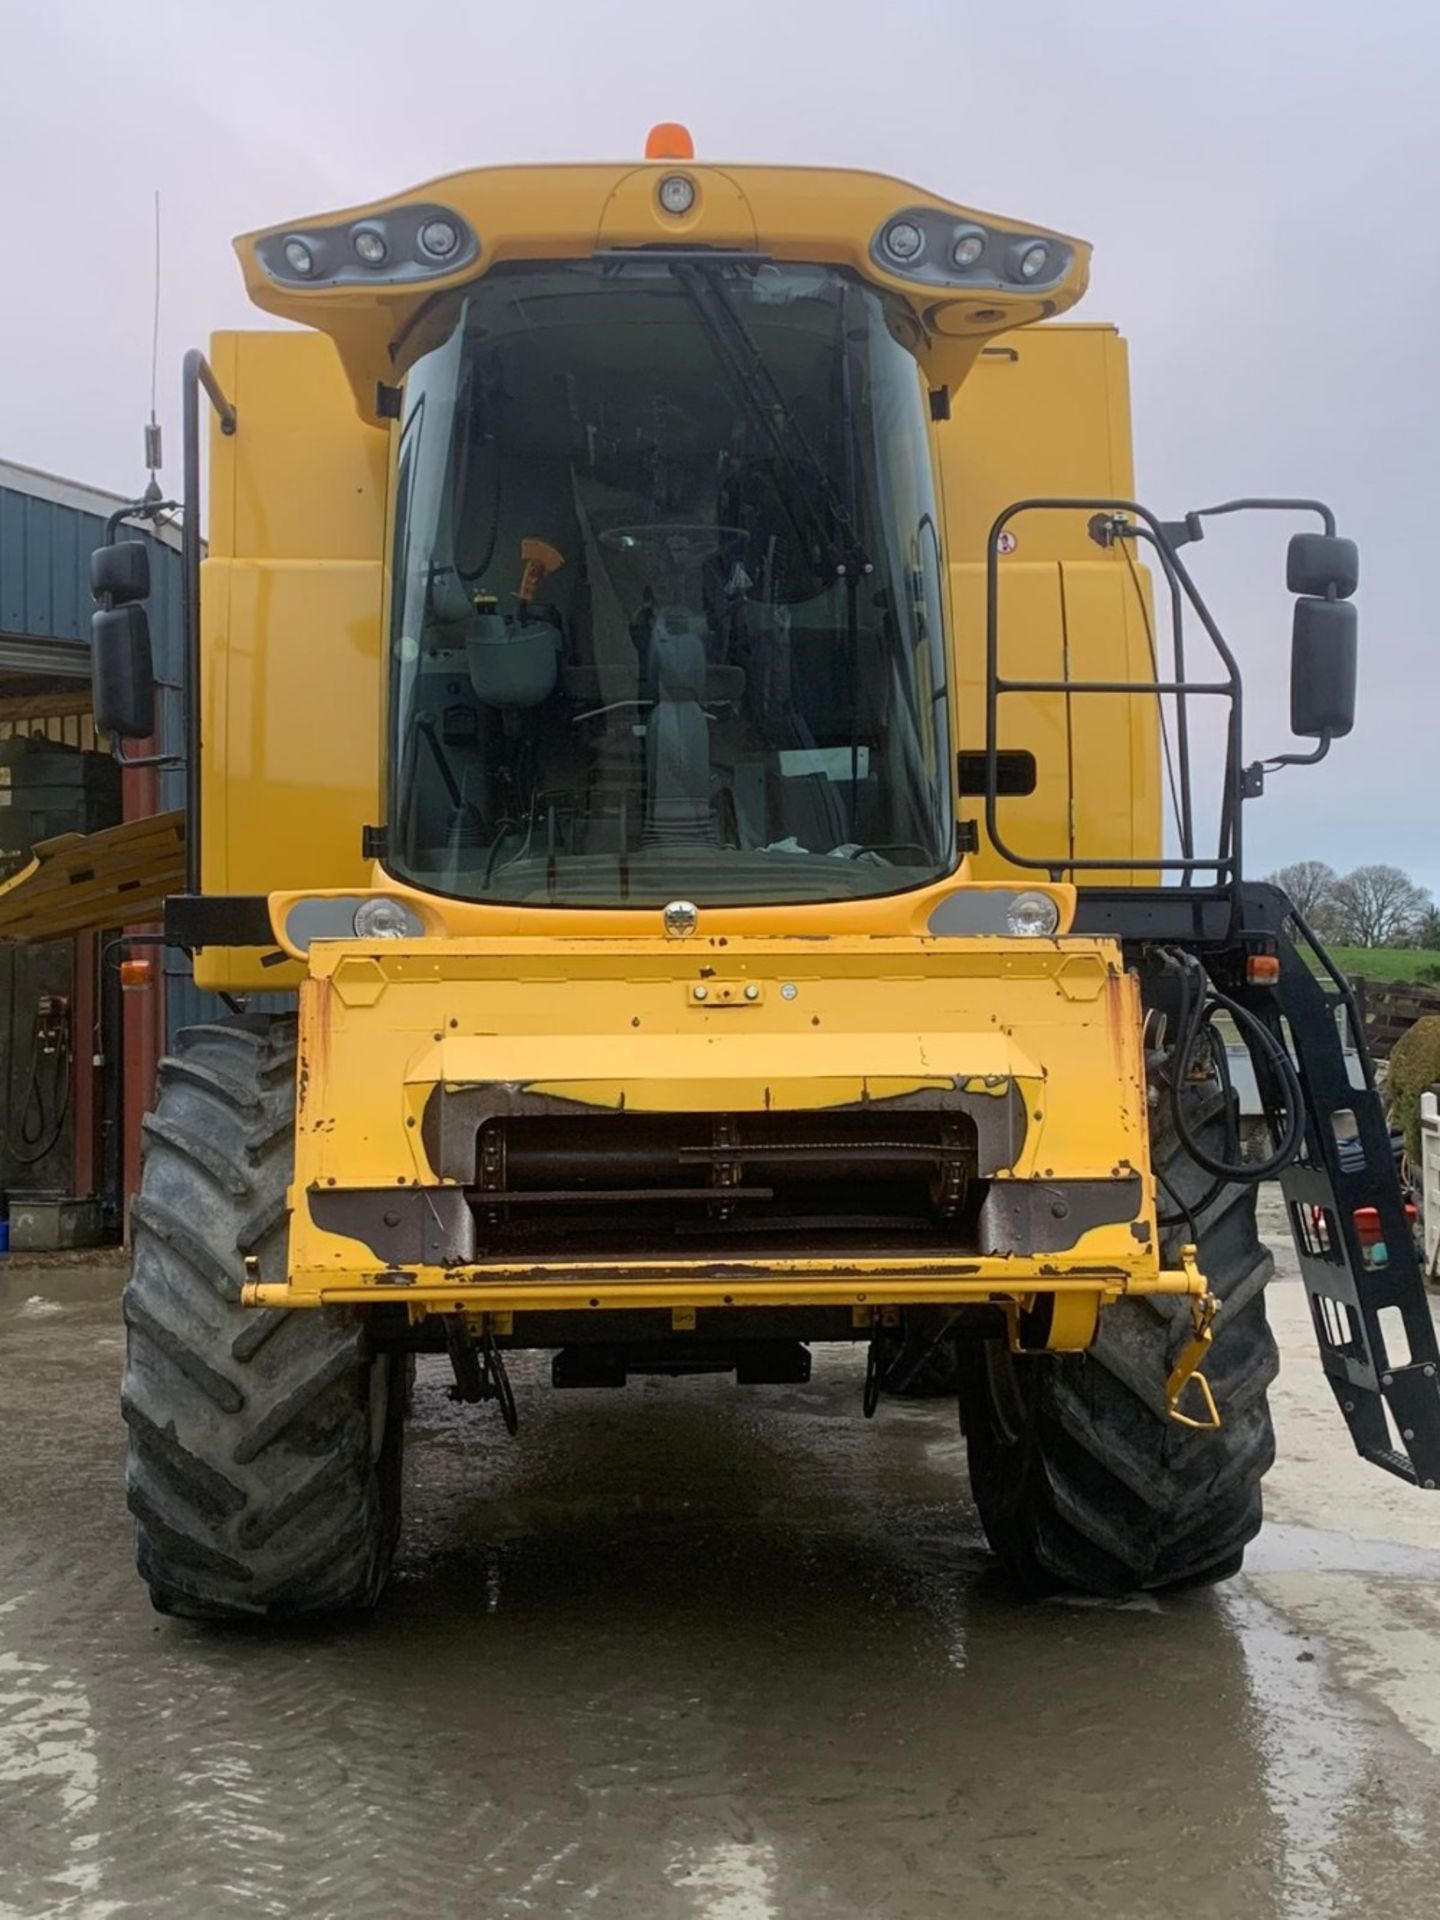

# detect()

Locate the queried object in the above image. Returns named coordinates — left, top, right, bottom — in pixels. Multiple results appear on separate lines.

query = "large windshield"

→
left=387, top=259, right=951, bottom=906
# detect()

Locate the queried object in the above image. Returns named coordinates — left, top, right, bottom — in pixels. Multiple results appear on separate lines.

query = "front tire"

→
left=879, top=1327, right=961, bottom=1399
left=959, top=1080, right=1277, bottom=1596
left=121, top=1017, right=404, bottom=1623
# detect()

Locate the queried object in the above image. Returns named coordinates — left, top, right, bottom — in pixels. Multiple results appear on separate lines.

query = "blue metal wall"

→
left=0, top=464, right=292, bottom=1040
left=0, top=475, right=180, bottom=658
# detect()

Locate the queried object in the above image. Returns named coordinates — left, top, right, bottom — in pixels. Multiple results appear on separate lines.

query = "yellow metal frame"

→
left=245, top=1261, right=1204, bottom=1321
left=247, top=927, right=1186, bottom=1360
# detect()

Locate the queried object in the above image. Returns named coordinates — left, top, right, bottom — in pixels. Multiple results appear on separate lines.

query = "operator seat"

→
left=644, top=607, right=713, bottom=843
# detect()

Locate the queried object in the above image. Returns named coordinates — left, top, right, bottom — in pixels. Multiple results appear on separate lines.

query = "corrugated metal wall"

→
left=0, top=477, right=182, bottom=776
left=0, top=477, right=181, bottom=657
left=0, top=483, right=91, bottom=643
left=0, top=465, right=293, bottom=1039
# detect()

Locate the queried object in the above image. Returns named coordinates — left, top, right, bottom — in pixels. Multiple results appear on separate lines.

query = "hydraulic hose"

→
left=1158, top=948, right=1304, bottom=1185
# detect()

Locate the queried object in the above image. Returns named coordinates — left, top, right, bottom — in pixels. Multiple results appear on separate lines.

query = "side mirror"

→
left=90, top=538, right=156, bottom=740
left=1287, top=532, right=1358, bottom=600
left=90, top=539, right=151, bottom=605
left=91, top=603, right=156, bottom=740
left=1291, top=596, right=1356, bottom=739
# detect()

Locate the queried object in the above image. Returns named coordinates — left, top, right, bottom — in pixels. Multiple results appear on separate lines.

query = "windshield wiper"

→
left=667, top=260, right=871, bottom=580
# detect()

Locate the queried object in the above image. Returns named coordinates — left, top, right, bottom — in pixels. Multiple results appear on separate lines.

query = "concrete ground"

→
left=2, top=1196, right=1440, bottom=1920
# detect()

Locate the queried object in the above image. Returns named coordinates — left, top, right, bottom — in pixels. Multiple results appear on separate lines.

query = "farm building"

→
left=0, top=457, right=237, bottom=1244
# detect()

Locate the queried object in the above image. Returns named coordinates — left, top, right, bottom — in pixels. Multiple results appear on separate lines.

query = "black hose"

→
left=1155, top=1166, right=1227, bottom=1234
left=1155, top=1167, right=1198, bottom=1240
left=1159, top=949, right=1304, bottom=1184
left=4, top=998, right=72, bottom=1169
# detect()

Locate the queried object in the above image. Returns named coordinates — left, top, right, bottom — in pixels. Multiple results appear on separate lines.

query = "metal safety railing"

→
left=984, top=496, right=1245, bottom=896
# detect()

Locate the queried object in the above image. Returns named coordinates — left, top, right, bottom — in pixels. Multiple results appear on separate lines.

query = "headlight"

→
left=1005, top=891, right=1061, bottom=938
left=882, top=219, right=926, bottom=264
left=870, top=209, right=1072, bottom=292
left=352, top=225, right=388, bottom=266
left=256, top=202, right=478, bottom=288
left=926, top=889, right=1068, bottom=936
left=418, top=217, right=459, bottom=259
left=353, top=897, right=425, bottom=940
left=950, top=229, right=986, bottom=268
left=1014, top=241, right=1049, bottom=281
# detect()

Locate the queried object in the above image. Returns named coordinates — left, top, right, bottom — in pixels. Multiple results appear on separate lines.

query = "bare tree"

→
left=1265, top=860, right=1342, bottom=935
left=1329, top=865, right=1432, bottom=948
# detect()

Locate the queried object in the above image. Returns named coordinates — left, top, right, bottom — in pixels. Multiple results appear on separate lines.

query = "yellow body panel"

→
left=236, top=164, right=1091, bottom=426
left=941, top=326, right=1160, bottom=882
left=195, top=330, right=387, bottom=993
left=195, top=317, right=1159, bottom=986
left=945, top=328, right=1137, bottom=557
left=261, top=934, right=1176, bottom=1334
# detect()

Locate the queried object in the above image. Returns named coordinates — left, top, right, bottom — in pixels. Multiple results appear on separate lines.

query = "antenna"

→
left=142, top=189, right=163, bottom=508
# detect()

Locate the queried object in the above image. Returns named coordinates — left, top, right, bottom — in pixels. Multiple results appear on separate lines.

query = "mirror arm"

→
left=1268, top=731, right=1334, bottom=770
left=1182, top=497, right=1338, bottom=537
left=109, top=742, right=186, bottom=770
left=1242, top=730, right=1334, bottom=798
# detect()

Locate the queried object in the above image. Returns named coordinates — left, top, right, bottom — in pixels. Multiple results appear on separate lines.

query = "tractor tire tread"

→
left=960, top=1077, right=1278, bottom=1595
left=122, top=1015, right=402, bottom=1622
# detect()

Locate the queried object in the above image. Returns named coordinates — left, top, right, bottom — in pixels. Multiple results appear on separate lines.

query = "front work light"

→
left=657, top=174, right=697, bottom=215
left=882, top=219, right=926, bottom=264
left=1016, top=243, right=1049, bottom=281
left=353, top=897, right=425, bottom=941
left=418, top=217, right=460, bottom=259
left=951, top=230, right=986, bottom=268
left=1006, top=891, right=1061, bottom=938
left=870, top=209, right=1072, bottom=293
left=256, top=203, right=478, bottom=288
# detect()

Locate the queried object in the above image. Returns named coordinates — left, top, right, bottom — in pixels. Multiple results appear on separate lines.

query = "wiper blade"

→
left=668, top=260, right=870, bottom=580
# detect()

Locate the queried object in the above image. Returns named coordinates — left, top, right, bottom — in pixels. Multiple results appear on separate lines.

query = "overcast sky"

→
left=3, top=1, right=1436, bottom=892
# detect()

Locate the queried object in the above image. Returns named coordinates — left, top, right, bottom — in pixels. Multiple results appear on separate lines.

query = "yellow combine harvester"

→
left=10, top=126, right=1438, bottom=1619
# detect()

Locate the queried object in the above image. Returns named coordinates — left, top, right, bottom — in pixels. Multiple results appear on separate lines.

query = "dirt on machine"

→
left=3, top=123, right=1436, bottom=1622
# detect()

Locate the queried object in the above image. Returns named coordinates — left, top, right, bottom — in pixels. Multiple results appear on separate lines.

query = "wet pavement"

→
left=3, top=1195, right=1440, bottom=1919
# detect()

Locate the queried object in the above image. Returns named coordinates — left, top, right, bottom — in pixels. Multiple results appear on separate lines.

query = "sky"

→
left=3, top=0, right=1437, bottom=892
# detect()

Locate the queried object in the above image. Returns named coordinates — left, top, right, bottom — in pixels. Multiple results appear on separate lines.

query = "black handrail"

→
left=983, top=498, right=1246, bottom=896
left=181, top=350, right=236, bottom=893
left=1129, top=524, right=1196, bottom=871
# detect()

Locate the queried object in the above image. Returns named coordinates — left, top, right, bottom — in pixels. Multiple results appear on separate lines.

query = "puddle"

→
left=4, top=1302, right=1440, bottom=1917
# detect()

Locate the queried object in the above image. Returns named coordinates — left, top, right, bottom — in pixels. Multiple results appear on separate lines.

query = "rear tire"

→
left=959, top=1079, right=1277, bottom=1596
left=121, top=1017, right=404, bottom=1623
